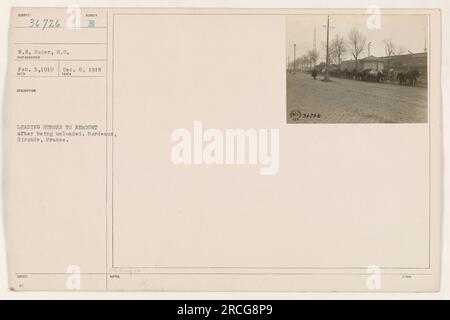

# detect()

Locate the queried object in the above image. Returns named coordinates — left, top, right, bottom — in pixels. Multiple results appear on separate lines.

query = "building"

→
left=340, top=59, right=359, bottom=72
left=382, top=52, right=427, bottom=73
left=314, top=62, right=340, bottom=73
left=338, top=52, right=427, bottom=86
left=360, top=55, right=384, bottom=71
left=383, top=52, right=428, bottom=86
left=340, top=52, right=426, bottom=72
left=339, top=56, right=384, bottom=71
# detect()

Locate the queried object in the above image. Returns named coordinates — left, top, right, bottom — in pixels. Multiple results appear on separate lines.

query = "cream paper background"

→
left=0, top=1, right=448, bottom=298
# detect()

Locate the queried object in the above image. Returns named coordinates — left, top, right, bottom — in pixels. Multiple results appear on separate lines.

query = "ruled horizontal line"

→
left=16, top=75, right=106, bottom=78
left=15, top=59, right=107, bottom=62
left=14, top=42, right=107, bottom=45
left=14, top=26, right=107, bottom=29
left=15, top=272, right=434, bottom=276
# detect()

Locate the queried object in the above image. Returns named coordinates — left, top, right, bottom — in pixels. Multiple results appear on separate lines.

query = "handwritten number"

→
left=29, top=18, right=60, bottom=30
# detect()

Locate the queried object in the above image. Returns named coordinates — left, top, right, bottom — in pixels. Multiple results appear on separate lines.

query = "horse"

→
left=398, top=70, right=420, bottom=86
left=358, top=69, right=372, bottom=81
left=397, top=72, right=407, bottom=85
left=329, top=69, right=340, bottom=78
left=386, top=68, right=395, bottom=82
left=377, top=70, right=385, bottom=83
left=342, top=69, right=349, bottom=79
left=405, top=70, right=420, bottom=86
left=354, top=70, right=364, bottom=81
left=368, top=69, right=382, bottom=82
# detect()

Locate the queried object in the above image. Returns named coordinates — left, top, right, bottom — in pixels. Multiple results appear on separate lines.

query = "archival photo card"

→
left=5, top=7, right=441, bottom=292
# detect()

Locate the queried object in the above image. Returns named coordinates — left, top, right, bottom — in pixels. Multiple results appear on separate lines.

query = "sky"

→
left=286, top=14, right=428, bottom=64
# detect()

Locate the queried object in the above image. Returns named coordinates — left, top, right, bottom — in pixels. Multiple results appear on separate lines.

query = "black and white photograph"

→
left=286, top=14, right=428, bottom=123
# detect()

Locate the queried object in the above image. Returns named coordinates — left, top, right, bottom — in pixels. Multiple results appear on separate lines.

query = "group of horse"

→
left=338, top=69, right=385, bottom=83
left=396, top=70, right=421, bottom=87
left=323, top=68, right=421, bottom=87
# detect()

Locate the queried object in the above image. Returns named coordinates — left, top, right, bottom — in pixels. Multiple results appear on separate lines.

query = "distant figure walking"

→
left=311, top=69, right=318, bottom=80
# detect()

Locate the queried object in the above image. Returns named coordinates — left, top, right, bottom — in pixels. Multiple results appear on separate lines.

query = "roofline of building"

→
left=341, top=52, right=427, bottom=64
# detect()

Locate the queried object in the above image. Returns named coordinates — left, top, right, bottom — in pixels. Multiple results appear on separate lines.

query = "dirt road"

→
left=287, top=72, right=428, bottom=123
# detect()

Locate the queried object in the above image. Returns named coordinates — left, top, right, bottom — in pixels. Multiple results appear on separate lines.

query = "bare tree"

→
left=308, top=49, right=319, bottom=69
left=384, top=39, right=398, bottom=57
left=300, top=54, right=310, bottom=71
left=383, top=39, right=399, bottom=71
left=330, top=34, right=347, bottom=68
left=322, top=41, right=337, bottom=65
left=348, top=28, right=366, bottom=70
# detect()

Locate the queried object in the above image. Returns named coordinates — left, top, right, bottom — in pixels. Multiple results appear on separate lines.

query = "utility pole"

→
left=293, top=44, right=296, bottom=75
left=321, top=16, right=334, bottom=81
left=324, top=16, right=331, bottom=82
left=368, top=42, right=372, bottom=57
